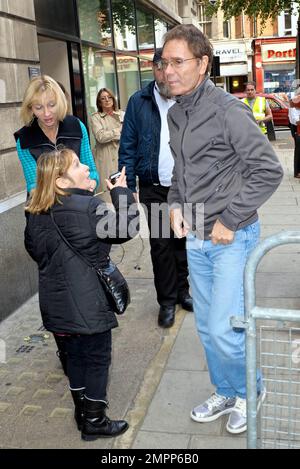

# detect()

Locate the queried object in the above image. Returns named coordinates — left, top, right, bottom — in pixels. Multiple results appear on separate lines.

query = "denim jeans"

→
left=186, top=221, right=261, bottom=399
left=65, top=330, right=112, bottom=401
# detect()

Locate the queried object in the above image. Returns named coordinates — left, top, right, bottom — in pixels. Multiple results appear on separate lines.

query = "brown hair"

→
left=20, top=75, right=68, bottom=126
left=245, top=81, right=256, bottom=90
left=163, top=24, right=213, bottom=75
left=25, top=147, right=74, bottom=214
left=96, top=88, right=118, bottom=112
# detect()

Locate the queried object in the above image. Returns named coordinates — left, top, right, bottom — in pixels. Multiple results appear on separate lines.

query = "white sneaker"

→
left=191, top=393, right=236, bottom=423
left=226, top=388, right=266, bottom=435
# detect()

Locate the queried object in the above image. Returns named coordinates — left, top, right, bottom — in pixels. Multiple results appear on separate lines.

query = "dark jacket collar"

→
left=141, top=80, right=156, bottom=99
left=14, top=115, right=82, bottom=149
left=63, top=188, right=92, bottom=197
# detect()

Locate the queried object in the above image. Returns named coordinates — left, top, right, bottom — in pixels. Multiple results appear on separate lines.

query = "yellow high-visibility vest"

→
left=242, top=97, right=267, bottom=134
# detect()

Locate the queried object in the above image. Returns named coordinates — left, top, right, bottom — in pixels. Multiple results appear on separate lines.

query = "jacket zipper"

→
left=181, top=110, right=189, bottom=203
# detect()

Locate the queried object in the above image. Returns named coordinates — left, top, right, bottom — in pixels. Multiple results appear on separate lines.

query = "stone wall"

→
left=0, top=0, right=39, bottom=321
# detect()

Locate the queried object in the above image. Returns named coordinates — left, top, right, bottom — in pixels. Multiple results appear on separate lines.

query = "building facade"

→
left=199, top=2, right=298, bottom=95
left=0, top=0, right=197, bottom=321
left=254, top=36, right=296, bottom=94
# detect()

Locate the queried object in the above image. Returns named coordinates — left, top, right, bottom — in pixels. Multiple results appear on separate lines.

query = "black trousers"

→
left=64, top=330, right=112, bottom=401
left=139, top=184, right=189, bottom=306
left=290, top=124, right=300, bottom=176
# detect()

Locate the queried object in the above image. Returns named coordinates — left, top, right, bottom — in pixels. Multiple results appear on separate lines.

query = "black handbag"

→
left=50, top=211, right=130, bottom=315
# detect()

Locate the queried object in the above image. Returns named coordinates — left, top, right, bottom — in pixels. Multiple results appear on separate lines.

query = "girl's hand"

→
left=106, top=166, right=127, bottom=191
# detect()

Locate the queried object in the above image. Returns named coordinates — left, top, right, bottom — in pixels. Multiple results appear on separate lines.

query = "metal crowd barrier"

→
left=232, top=231, right=300, bottom=449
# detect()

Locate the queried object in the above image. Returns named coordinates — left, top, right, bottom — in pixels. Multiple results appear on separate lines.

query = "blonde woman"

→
left=14, top=75, right=99, bottom=195
left=90, top=88, right=124, bottom=199
left=25, top=147, right=137, bottom=440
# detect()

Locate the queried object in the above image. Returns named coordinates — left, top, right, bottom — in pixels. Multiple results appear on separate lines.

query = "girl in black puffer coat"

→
left=25, top=147, right=138, bottom=441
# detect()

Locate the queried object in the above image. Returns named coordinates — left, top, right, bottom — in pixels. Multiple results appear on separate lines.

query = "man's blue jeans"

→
left=186, top=221, right=261, bottom=399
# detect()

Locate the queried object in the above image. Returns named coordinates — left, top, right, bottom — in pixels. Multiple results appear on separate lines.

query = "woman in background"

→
left=90, top=88, right=124, bottom=200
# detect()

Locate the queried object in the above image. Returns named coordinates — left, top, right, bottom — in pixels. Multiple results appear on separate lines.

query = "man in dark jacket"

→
left=162, top=25, right=283, bottom=435
left=119, top=49, right=193, bottom=328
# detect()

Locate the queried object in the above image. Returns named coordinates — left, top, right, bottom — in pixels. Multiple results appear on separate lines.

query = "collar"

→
left=14, top=115, right=82, bottom=149
left=63, top=188, right=92, bottom=196
left=175, top=76, right=213, bottom=108
left=99, top=110, right=120, bottom=118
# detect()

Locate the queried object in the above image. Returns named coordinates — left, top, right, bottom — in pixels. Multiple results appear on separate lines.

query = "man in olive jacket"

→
left=162, top=25, right=283, bottom=435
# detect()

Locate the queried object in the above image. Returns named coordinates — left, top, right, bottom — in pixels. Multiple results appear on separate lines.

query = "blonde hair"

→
left=20, top=75, right=68, bottom=126
left=25, top=148, right=74, bottom=214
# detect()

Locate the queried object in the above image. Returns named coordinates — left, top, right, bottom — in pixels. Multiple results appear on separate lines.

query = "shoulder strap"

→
left=50, top=210, right=94, bottom=270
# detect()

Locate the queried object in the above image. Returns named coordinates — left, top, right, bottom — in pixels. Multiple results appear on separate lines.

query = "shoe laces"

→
left=205, top=393, right=227, bottom=409
left=233, top=397, right=247, bottom=417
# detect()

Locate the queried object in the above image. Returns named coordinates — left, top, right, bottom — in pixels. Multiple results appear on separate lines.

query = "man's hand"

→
left=209, top=219, right=234, bottom=245
left=170, top=207, right=190, bottom=238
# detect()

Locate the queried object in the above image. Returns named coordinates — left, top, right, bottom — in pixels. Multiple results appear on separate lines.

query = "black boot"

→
left=81, top=398, right=129, bottom=441
left=71, top=389, right=85, bottom=431
left=158, top=305, right=176, bottom=328
left=53, top=334, right=68, bottom=376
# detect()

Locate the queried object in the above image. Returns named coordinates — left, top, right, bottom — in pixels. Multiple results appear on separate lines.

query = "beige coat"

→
left=90, top=110, right=124, bottom=200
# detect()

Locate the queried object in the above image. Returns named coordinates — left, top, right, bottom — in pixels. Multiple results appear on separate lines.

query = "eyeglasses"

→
left=100, top=96, right=113, bottom=101
left=157, top=57, right=199, bottom=71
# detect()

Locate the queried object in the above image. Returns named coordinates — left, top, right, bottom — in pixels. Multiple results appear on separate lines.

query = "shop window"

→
left=155, top=18, right=168, bottom=48
left=264, top=66, right=296, bottom=96
left=77, top=0, right=112, bottom=47
left=112, top=0, right=137, bottom=51
left=116, top=55, right=139, bottom=109
left=137, top=8, right=155, bottom=51
left=82, top=46, right=118, bottom=119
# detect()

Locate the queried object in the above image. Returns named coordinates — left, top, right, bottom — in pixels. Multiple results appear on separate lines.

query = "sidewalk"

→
left=0, top=136, right=299, bottom=449
left=127, top=135, right=300, bottom=450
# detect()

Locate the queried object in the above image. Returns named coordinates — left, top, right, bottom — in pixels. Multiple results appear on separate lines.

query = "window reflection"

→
left=78, top=0, right=112, bottom=47
left=137, top=9, right=154, bottom=51
left=82, top=46, right=117, bottom=118
left=154, top=18, right=167, bottom=48
left=116, top=55, right=139, bottom=109
left=112, top=0, right=137, bottom=51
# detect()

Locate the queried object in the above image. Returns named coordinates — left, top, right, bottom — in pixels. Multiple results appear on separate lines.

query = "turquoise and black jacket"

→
left=14, top=115, right=99, bottom=193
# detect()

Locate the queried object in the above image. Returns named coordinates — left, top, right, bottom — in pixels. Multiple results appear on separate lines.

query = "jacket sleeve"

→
left=90, top=114, right=121, bottom=143
left=218, top=100, right=283, bottom=231
left=90, top=187, right=139, bottom=244
left=118, top=97, right=138, bottom=192
left=79, top=120, right=99, bottom=186
left=16, top=139, right=37, bottom=193
left=168, top=166, right=182, bottom=208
